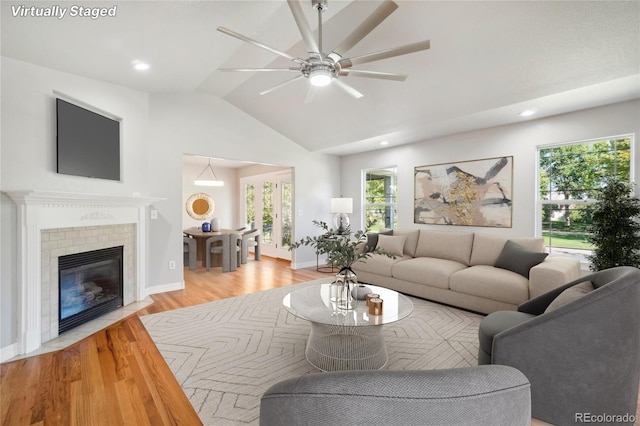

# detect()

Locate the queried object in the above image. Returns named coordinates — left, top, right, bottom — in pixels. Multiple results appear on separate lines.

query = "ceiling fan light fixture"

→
left=309, top=68, right=332, bottom=87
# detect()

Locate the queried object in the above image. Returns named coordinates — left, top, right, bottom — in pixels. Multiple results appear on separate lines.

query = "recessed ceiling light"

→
left=380, top=141, right=389, bottom=146
left=519, top=110, right=535, bottom=117
left=132, top=61, right=150, bottom=71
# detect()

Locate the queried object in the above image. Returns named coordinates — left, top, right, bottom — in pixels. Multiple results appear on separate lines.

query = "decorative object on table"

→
left=330, top=197, right=353, bottom=234
left=335, top=267, right=357, bottom=309
left=186, top=192, right=215, bottom=220
left=366, top=293, right=380, bottom=307
left=351, top=284, right=372, bottom=300
left=414, top=156, right=513, bottom=227
left=211, top=217, right=220, bottom=232
left=586, top=177, right=640, bottom=270
left=202, top=221, right=211, bottom=232
left=290, top=219, right=395, bottom=310
left=194, top=158, right=224, bottom=187
left=368, top=297, right=383, bottom=315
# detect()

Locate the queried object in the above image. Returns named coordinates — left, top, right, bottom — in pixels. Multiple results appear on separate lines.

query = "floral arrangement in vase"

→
left=289, top=219, right=395, bottom=309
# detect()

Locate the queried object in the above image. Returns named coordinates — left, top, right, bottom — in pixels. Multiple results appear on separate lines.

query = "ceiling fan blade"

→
left=217, top=27, right=307, bottom=64
left=219, top=68, right=300, bottom=72
left=287, top=0, right=320, bottom=56
left=327, top=0, right=398, bottom=63
left=259, top=75, right=304, bottom=96
left=338, top=40, right=430, bottom=69
left=333, top=79, right=364, bottom=99
left=338, top=69, right=407, bottom=81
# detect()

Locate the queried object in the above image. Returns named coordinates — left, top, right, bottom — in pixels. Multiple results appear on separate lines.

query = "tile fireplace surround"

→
left=6, top=190, right=163, bottom=357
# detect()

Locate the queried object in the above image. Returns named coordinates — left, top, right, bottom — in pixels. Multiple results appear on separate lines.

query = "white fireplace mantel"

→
left=6, top=190, right=164, bottom=355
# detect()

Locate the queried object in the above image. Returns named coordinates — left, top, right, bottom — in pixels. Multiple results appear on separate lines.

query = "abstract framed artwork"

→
left=414, top=156, right=513, bottom=227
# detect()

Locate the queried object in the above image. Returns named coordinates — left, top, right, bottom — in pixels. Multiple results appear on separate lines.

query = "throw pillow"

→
left=494, top=240, right=548, bottom=278
left=376, top=234, right=407, bottom=257
left=545, top=281, right=595, bottom=313
left=365, top=230, right=393, bottom=252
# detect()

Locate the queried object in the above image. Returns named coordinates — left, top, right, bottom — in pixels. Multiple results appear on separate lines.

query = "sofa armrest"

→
left=528, top=256, right=581, bottom=298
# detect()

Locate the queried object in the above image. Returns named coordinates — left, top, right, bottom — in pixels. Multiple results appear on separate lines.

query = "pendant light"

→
left=194, top=158, right=224, bottom=187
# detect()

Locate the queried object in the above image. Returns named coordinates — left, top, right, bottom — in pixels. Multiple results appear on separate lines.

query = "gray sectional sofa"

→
left=352, top=229, right=581, bottom=314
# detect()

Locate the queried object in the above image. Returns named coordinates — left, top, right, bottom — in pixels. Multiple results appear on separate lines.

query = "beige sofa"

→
left=352, top=229, right=581, bottom=314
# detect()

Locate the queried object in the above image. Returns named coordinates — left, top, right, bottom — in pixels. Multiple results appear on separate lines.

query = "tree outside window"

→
left=538, top=136, right=632, bottom=262
left=364, top=167, right=398, bottom=231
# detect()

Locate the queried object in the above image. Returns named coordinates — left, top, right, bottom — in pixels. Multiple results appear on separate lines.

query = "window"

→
left=244, top=183, right=255, bottom=228
left=364, top=167, right=398, bottom=231
left=538, top=136, right=632, bottom=262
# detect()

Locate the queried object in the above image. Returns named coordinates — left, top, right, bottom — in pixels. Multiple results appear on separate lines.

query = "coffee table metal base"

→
left=305, top=322, right=388, bottom=371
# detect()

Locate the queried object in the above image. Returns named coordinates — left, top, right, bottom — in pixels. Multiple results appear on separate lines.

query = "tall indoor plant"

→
left=587, top=178, right=640, bottom=270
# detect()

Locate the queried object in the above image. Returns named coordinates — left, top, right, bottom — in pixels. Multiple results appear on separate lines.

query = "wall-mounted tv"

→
left=56, top=98, right=121, bottom=181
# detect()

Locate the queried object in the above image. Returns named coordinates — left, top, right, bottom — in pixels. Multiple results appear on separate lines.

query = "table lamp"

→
left=331, top=197, right=353, bottom=234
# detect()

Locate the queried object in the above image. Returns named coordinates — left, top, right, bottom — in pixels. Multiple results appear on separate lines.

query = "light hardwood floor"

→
left=1, top=257, right=638, bottom=425
left=1, top=257, right=325, bottom=426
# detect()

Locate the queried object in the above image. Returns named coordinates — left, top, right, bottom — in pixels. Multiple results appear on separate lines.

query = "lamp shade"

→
left=331, top=198, right=353, bottom=214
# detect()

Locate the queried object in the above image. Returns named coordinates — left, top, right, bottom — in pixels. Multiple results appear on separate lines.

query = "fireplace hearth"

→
left=58, top=246, right=124, bottom=334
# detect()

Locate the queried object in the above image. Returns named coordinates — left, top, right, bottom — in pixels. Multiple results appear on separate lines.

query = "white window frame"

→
left=362, top=166, right=398, bottom=231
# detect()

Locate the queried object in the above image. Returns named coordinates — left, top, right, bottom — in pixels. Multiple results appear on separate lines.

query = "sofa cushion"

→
left=544, top=281, right=595, bottom=313
left=450, top=265, right=530, bottom=305
left=379, top=228, right=421, bottom=257
left=495, top=241, right=548, bottom=278
left=376, top=234, right=407, bottom=257
left=392, top=257, right=467, bottom=290
left=414, top=230, right=474, bottom=265
left=365, top=230, right=393, bottom=251
left=352, top=253, right=411, bottom=277
left=470, top=234, right=545, bottom=266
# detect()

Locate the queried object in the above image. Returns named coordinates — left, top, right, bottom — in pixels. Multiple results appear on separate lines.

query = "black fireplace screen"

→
left=58, top=246, right=123, bottom=334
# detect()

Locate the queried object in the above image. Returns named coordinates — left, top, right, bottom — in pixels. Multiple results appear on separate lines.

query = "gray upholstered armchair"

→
left=260, top=365, right=531, bottom=426
left=478, top=266, right=640, bottom=425
left=206, top=233, right=242, bottom=272
left=183, top=235, right=197, bottom=270
left=241, top=229, right=261, bottom=264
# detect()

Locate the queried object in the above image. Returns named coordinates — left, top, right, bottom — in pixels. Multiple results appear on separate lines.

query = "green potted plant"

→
left=587, top=178, right=640, bottom=270
left=290, top=219, right=394, bottom=309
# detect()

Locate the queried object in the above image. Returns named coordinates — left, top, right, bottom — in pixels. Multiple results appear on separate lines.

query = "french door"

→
left=241, top=171, right=293, bottom=260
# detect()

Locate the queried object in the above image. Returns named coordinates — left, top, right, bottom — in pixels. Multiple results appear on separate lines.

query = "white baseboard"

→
left=291, top=260, right=319, bottom=270
left=145, top=281, right=184, bottom=296
left=0, top=342, right=18, bottom=363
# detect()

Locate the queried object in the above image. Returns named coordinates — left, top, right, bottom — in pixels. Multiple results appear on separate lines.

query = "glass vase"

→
left=336, top=267, right=357, bottom=310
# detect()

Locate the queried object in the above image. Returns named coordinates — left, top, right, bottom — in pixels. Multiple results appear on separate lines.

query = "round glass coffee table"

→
left=283, top=282, right=413, bottom=371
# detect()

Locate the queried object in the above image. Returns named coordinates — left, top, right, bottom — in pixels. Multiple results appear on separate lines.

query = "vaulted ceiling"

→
left=2, top=1, right=639, bottom=155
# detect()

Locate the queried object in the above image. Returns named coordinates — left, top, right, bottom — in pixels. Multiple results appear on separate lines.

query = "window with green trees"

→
left=538, top=136, right=632, bottom=261
left=364, top=167, right=397, bottom=231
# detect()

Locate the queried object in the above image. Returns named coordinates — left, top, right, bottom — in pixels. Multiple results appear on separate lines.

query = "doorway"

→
left=241, top=170, right=293, bottom=260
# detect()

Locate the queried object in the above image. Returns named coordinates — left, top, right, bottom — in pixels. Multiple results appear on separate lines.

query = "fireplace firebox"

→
left=58, top=246, right=124, bottom=334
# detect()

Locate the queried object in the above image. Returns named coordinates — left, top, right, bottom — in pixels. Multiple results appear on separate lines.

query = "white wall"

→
left=341, top=99, right=640, bottom=237
left=0, top=58, right=341, bottom=352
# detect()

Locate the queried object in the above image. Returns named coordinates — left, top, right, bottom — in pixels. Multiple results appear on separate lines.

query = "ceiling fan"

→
left=217, top=0, right=430, bottom=98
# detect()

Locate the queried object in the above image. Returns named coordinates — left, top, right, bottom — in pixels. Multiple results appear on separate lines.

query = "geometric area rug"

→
left=140, top=278, right=483, bottom=426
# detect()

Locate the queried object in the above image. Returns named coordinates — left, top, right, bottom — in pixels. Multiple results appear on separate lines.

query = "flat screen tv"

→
left=56, top=98, right=121, bottom=181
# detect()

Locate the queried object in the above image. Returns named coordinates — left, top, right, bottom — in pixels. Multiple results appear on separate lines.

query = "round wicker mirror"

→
left=186, top=193, right=215, bottom=220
